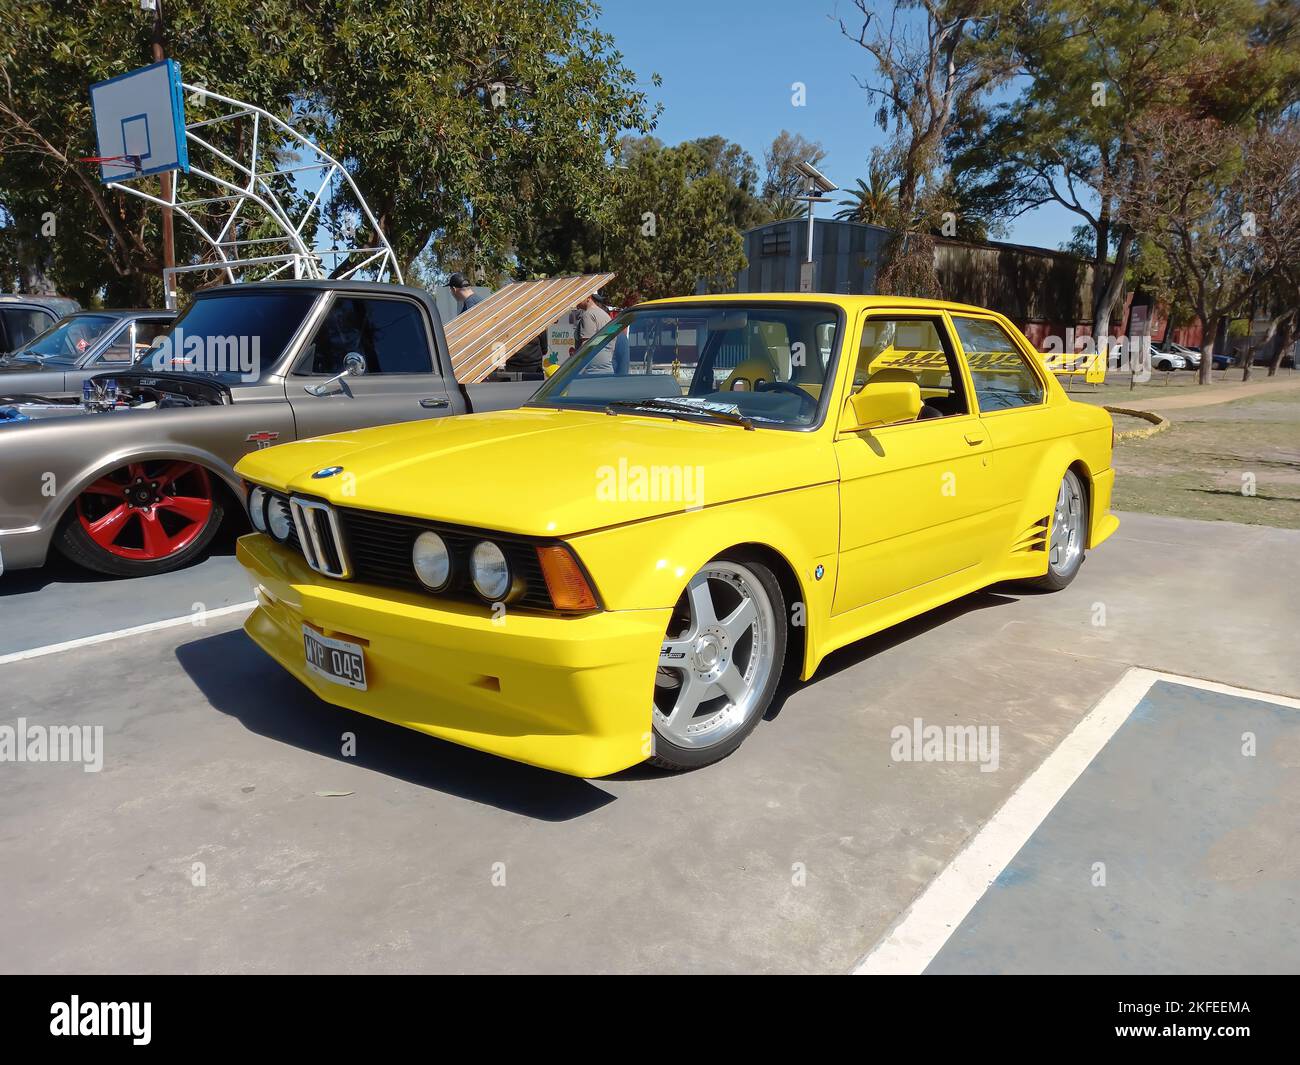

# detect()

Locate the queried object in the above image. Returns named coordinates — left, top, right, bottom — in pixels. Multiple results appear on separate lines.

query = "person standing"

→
left=574, top=293, right=613, bottom=371
left=447, top=273, right=484, bottom=315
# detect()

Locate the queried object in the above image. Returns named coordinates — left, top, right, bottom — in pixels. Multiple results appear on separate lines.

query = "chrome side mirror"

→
left=305, top=351, right=367, bottom=396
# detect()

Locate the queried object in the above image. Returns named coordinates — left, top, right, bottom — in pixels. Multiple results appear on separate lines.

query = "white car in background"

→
left=1152, top=339, right=1200, bottom=370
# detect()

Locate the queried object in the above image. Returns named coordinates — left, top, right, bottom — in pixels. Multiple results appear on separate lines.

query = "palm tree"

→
left=760, top=192, right=808, bottom=221
left=835, top=167, right=898, bottom=225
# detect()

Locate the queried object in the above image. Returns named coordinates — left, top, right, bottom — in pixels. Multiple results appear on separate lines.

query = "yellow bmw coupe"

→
left=235, top=294, right=1118, bottom=777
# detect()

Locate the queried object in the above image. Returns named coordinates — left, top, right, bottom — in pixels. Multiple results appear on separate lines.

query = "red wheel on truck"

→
left=55, top=460, right=226, bottom=577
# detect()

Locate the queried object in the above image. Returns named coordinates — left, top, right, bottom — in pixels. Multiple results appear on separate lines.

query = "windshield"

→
left=528, top=303, right=842, bottom=429
left=141, top=290, right=319, bottom=381
left=13, top=314, right=118, bottom=365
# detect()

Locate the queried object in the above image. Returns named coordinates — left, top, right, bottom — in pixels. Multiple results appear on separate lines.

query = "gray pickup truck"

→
left=0, top=280, right=539, bottom=577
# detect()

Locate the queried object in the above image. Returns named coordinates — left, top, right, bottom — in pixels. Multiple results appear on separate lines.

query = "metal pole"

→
left=149, top=0, right=176, bottom=291
left=805, top=176, right=816, bottom=266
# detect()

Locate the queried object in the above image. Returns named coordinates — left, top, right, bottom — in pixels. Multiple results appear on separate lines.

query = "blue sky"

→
left=595, top=0, right=1081, bottom=250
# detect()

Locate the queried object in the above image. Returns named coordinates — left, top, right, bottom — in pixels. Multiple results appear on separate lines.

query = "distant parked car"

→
left=1212, top=351, right=1234, bottom=371
left=1150, top=345, right=1188, bottom=372
left=1154, top=340, right=1202, bottom=370
left=0, top=309, right=176, bottom=401
left=0, top=294, right=80, bottom=356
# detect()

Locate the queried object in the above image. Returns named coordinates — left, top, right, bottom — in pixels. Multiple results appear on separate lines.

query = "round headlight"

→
left=248, top=486, right=268, bottom=532
left=470, top=540, right=510, bottom=601
left=412, top=531, right=450, bottom=590
left=267, top=497, right=293, bottom=542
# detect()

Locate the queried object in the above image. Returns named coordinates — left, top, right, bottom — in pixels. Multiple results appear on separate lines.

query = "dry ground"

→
left=1071, top=376, right=1300, bottom=528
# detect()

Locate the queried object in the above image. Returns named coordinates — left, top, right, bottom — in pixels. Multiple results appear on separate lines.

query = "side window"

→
left=853, top=316, right=969, bottom=418
left=298, top=297, right=434, bottom=376
left=98, top=322, right=136, bottom=363
left=2, top=308, right=53, bottom=349
left=953, top=317, right=1045, bottom=411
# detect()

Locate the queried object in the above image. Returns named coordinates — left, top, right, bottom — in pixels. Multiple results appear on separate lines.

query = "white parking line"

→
left=0, top=601, right=257, bottom=667
left=853, top=667, right=1300, bottom=975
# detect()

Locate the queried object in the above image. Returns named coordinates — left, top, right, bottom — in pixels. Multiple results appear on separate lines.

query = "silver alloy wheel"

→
left=654, top=560, right=777, bottom=749
left=1049, top=471, right=1085, bottom=576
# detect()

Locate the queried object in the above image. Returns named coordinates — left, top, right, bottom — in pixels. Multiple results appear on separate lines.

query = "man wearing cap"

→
left=447, top=273, right=484, bottom=315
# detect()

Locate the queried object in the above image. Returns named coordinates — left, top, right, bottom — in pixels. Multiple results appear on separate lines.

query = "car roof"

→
left=194, top=279, right=433, bottom=300
left=61, top=308, right=175, bottom=318
left=635, top=292, right=1014, bottom=317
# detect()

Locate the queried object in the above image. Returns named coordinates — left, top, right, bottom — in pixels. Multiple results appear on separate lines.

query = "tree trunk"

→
left=1242, top=343, right=1254, bottom=382
left=1198, top=312, right=1215, bottom=385
left=1091, top=231, right=1130, bottom=372
left=1268, top=314, right=1295, bottom=376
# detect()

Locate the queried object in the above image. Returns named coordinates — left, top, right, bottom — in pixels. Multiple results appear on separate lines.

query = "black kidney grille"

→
left=339, top=507, right=555, bottom=610
left=261, top=492, right=568, bottom=610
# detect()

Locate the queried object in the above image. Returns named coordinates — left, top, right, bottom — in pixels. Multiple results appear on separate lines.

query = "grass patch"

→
left=1107, top=387, right=1300, bottom=528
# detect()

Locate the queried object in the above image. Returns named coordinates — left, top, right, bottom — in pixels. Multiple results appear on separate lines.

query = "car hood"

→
left=236, top=407, right=837, bottom=537
left=0, top=359, right=57, bottom=374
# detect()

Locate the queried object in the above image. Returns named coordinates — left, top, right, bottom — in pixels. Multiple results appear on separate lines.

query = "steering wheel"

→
left=756, top=380, right=817, bottom=415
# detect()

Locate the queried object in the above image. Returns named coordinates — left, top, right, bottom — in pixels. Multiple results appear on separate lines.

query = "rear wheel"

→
left=54, top=460, right=225, bottom=577
left=649, top=556, right=787, bottom=771
left=1025, top=469, right=1087, bottom=591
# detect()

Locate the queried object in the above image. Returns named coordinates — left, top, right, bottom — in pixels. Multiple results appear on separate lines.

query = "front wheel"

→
left=649, top=556, right=787, bottom=771
left=1024, top=469, right=1087, bottom=592
left=54, top=461, right=225, bottom=577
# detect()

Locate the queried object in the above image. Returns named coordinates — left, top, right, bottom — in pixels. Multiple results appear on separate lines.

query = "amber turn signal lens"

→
left=536, top=545, right=598, bottom=612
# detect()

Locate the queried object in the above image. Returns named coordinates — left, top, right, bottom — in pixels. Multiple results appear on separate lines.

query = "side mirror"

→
left=842, top=378, right=921, bottom=432
left=305, top=352, right=367, bottom=397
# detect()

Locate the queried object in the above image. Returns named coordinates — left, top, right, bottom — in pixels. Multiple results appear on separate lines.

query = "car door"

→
left=66, top=318, right=136, bottom=396
left=947, top=313, right=1056, bottom=546
left=832, top=311, right=997, bottom=615
left=287, top=293, right=455, bottom=439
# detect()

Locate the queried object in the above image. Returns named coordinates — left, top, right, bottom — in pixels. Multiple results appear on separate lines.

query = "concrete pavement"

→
left=0, top=511, right=1295, bottom=973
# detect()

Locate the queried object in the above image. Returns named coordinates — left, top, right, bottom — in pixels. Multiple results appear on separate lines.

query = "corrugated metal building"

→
left=735, top=217, right=1106, bottom=346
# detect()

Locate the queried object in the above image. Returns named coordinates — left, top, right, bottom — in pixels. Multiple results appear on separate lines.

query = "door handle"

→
left=964, top=432, right=985, bottom=446
left=420, top=397, right=450, bottom=409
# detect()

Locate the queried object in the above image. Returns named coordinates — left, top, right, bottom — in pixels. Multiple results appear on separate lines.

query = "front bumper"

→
left=237, top=533, right=670, bottom=778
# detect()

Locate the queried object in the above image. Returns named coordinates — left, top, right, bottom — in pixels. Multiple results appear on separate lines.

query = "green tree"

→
left=840, top=0, right=1015, bottom=296
left=0, top=0, right=309, bottom=302
left=759, top=129, right=825, bottom=221
left=597, top=139, right=748, bottom=306
left=0, top=0, right=655, bottom=300
left=835, top=164, right=898, bottom=224
left=948, top=0, right=1299, bottom=359
left=1124, top=114, right=1300, bottom=383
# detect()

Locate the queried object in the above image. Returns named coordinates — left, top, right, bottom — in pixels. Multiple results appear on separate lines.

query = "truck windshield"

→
left=527, top=303, right=841, bottom=429
left=140, top=291, right=318, bottom=381
left=11, top=315, right=118, bottom=365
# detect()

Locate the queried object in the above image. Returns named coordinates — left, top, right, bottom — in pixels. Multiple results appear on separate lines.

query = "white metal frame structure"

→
left=106, top=83, right=402, bottom=308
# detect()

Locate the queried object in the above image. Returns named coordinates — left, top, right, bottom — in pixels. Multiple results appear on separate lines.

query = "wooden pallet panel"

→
left=444, top=273, right=615, bottom=382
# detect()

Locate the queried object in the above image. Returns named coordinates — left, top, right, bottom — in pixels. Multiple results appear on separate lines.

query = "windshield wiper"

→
left=605, top=398, right=754, bottom=430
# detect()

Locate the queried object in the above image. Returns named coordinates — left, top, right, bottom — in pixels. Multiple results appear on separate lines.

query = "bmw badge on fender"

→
left=235, top=294, right=1118, bottom=777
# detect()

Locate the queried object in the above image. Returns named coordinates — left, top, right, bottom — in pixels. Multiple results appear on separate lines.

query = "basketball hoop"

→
left=77, top=154, right=144, bottom=176
left=86, top=61, right=402, bottom=305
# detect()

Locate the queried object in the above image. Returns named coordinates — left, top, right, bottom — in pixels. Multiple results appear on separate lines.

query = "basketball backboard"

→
left=89, top=59, right=188, bottom=183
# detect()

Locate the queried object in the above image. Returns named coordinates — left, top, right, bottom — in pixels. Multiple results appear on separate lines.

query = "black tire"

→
left=649, top=553, right=788, bottom=772
left=1023, top=469, right=1088, bottom=592
left=53, top=462, right=227, bottom=578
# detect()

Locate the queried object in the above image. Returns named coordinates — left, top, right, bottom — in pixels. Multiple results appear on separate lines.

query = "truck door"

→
left=287, top=293, right=455, bottom=440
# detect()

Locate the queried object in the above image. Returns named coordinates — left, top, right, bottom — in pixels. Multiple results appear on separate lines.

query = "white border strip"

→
left=0, top=601, right=256, bottom=667
left=853, top=666, right=1300, bottom=975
